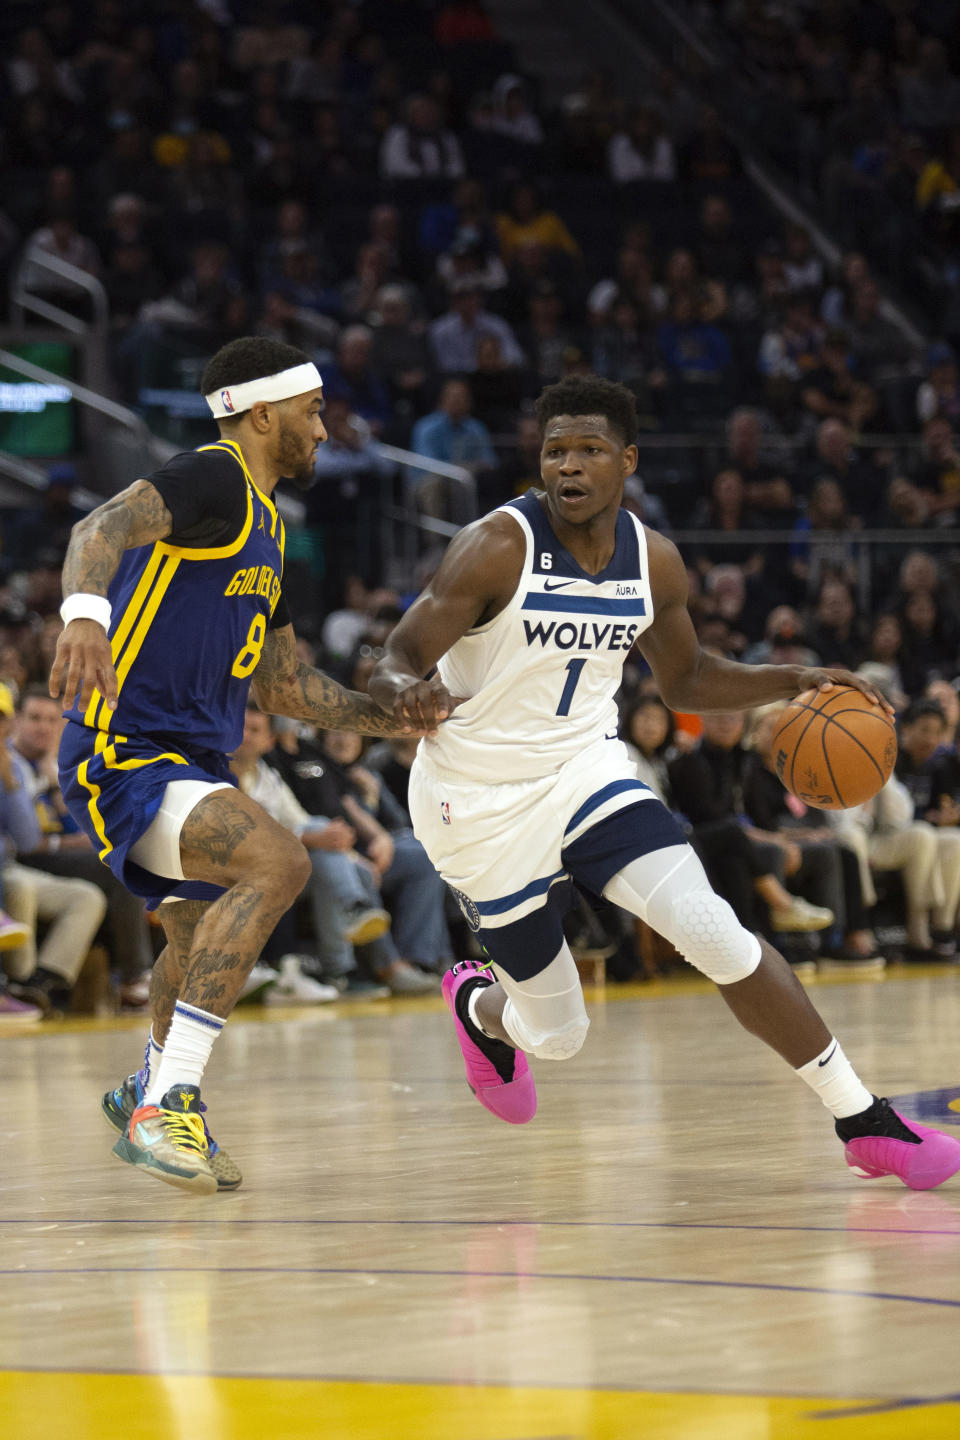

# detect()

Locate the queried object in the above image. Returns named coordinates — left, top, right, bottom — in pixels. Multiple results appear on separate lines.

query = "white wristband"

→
left=60, top=594, right=112, bottom=632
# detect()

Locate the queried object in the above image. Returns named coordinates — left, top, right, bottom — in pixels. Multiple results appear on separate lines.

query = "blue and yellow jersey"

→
left=64, top=439, right=287, bottom=760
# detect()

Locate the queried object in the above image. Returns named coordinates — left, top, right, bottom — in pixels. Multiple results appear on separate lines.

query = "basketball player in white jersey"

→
left=370, top=376, right=960, bottom=1189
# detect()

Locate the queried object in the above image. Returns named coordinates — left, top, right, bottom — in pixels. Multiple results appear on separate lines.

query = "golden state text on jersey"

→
left=65, top=439, right=286, bottom=758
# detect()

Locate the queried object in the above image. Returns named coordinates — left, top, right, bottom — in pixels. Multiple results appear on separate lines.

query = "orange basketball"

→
left=769, top=686, right=897, bottom=810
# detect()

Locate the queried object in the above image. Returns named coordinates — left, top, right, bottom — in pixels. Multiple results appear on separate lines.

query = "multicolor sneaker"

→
left=838, top=1097, right=960, bottom=1191
left=103, top=1070, right=242, bottom=1191
left=442, top=960, right=536, bottom=1125
left=112, top=1083, right=218, bottom=1195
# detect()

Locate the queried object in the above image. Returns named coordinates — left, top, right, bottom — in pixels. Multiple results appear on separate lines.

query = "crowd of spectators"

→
left=688, top=0, right=960, bottom=340
left=4, top=1, right=960, bottom=1018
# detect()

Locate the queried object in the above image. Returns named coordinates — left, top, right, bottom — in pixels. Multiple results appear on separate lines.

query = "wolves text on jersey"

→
left=523, top=618, right=641, bottom=651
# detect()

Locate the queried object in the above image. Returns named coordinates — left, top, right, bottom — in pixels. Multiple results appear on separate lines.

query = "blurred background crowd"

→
left=3, top=0, right=960, bottom=1021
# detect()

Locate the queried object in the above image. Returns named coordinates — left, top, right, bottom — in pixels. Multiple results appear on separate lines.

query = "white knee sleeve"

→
left=604, top=846, right=761, bottom=985
left=662, top=887, right=760, bottom=983
left=495, top=943, right=590, bottom=1060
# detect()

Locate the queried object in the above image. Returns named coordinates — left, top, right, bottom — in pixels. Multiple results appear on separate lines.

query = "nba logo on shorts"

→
left=220, top=389, right=235, bottom=413
left=440, top=800, right=451, bottom=825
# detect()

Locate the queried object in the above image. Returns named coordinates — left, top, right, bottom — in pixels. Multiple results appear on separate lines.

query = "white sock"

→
left=144, top=1002, right=224, bottom=1102
left=795, top=1038, right=873, bottom=1119
left=467, top=984, right=494, bottom=1037
left=141, top=1027, right=164, bottom=1088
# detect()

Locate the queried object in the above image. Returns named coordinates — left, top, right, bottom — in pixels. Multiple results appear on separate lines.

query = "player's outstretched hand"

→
left=793, top=666, right=896, bottom=716
left=392, top=676, right=464, bottom=737
left=49, top=620, right=118, bottom=713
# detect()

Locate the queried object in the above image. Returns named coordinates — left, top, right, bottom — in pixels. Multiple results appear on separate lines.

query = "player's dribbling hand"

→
left=793, top=667, right=896, bottom=717
left=393, top=677, right=464, bottom=738
left=49, top=620, right=118, bottom=713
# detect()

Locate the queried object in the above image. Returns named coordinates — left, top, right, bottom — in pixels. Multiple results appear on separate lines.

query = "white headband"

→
left=205, top=362, right=323, bottom=419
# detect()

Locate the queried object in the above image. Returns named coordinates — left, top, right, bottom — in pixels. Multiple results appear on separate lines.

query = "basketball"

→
left=770, top=686, right=898, bottom=810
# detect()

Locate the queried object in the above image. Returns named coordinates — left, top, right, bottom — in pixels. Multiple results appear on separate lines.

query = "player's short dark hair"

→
left=534, top=376, right=638, bottom=448
left=200, top=337, right=312, bottom=421
left=901, top=698, right=947, bottom=728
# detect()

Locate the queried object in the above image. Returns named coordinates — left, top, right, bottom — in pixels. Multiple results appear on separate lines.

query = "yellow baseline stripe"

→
left=113, top=555, right=180, bottom=696
left=75, top=760, right=111, bottom=860
left=0, top=1374, right=955, bottom=1440
left=83, top=546, right=166, bottom=730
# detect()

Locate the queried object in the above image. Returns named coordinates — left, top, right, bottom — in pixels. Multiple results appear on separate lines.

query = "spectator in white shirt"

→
left=607, top=105, right=676, bottom=184
left=428, top=280, right=525, bottom=374
left=380, top=94, right=465, bottom=180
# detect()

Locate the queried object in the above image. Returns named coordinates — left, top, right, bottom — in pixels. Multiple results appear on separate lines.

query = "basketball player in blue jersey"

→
left=50, top=337, right=428, bottom=1197
left=371, top=376, right=960, bottom=1190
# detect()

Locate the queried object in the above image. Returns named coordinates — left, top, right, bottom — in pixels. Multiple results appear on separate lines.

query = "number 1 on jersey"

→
left=556, top=657, right=586, bottom=716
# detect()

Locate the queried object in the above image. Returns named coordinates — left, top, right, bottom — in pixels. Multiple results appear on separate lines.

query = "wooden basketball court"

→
left=3, top=967, right=960, bottom=1439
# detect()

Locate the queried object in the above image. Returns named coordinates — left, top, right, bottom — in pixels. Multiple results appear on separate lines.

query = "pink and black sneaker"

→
left=442, top=960, right=537, bottom=1125
left=837, top=1097, right=960, bottom=1191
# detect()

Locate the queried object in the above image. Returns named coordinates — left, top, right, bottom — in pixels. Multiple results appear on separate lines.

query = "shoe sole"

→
left=343, top=914, right=390, bottom=946
left=112, top=1135, right=218, bottom=1195
left=102, top=1090, right=242, bottom=1192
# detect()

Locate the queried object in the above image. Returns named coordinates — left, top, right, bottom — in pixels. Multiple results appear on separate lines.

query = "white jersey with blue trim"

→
left=427, top=490, right=654, bottom=782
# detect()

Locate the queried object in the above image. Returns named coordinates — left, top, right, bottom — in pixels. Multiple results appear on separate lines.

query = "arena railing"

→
left=0, top=345, right=177, bottom=500
left=10, top=246, right=113, bottom=397
left=372, top=441, right=477, bottom=585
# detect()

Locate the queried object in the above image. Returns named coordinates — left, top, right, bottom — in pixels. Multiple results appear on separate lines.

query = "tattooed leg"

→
left=177, top=790, right=311, bottom=1019
left=150, top=900, right=210, bottom=1044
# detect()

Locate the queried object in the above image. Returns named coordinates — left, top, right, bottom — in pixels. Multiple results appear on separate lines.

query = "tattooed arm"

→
left=50, top=481, right=174, bottom=711
left=251, top=624, right=419, bottom=737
